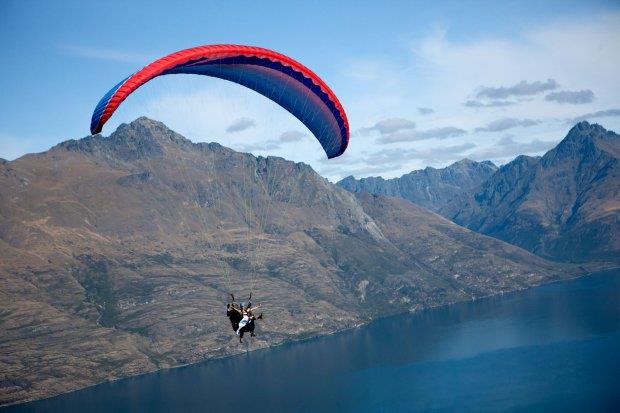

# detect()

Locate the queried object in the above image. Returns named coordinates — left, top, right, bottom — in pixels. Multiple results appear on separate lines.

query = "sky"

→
left=1, top=0, right=619, bottom=181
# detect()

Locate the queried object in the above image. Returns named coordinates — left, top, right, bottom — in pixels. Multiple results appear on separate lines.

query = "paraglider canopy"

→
left=90, top=44, right=349, bottom=159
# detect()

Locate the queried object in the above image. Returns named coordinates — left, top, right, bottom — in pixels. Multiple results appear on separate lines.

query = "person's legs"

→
left=247, top=319, right=256, bottom=337
left=237, top=318, right=247, bottom=336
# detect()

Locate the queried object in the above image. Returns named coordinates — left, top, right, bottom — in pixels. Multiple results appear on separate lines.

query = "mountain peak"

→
left=112, top=117, right=194, bottom=147
left=446, top=122, right=619, bottom=262
left=480, top=160, right=497, bottom=168
left=565, top=121, right=617, bottom=144
left=450, top=158, right=497, bottom=171
left=133, top=116, right=162, bottom=125
left=117, top=117, right=174, bottom=136
left=452, top=158, right=475, bottom=166
left=547, top=121, right=619, bottom=163
left=54, top=118, right=200, bottom=162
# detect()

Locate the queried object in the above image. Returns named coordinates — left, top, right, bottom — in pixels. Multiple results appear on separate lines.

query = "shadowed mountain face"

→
left=443, top=122, right=620, bottom=263
left=0, top=118, right=573, bottom=405
left=338, top=159, right=497, bottom=213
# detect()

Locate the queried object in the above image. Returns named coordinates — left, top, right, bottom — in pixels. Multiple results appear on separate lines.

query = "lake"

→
left=5, top=269, right=620, bottom=412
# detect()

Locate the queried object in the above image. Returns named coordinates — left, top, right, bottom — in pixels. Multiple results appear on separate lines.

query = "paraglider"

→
left=226, top=294, right=262, bottom=343
left=90, top=44, right=349, bottom=159
left=90, top=44, right=349, bottom=342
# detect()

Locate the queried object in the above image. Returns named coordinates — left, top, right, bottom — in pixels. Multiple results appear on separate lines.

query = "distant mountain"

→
left=0, top=118, right=572, bottom=405
left=443, top=122, right=620, bottom=263
left=338, top=159, right=497, bottom=213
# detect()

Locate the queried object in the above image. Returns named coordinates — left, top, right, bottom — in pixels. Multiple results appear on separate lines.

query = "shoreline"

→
left=4, top=263, right=619, bottom=409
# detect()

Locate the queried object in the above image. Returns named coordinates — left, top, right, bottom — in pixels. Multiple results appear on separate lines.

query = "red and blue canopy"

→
left=90, top=44, right=349, bottom=158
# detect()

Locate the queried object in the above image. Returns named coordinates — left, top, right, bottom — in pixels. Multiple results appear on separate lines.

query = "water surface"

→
left=6, top=269, right=620, bottom=412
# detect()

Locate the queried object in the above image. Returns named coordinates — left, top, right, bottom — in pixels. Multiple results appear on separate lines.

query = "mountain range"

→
left=339, top=122, right=619, bottom=264
left=0, top=118, right=575, bottom=406
left=338, top=159, right=497, bottom=213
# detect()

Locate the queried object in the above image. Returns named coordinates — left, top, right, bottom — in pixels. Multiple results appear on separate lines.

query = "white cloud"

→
left=226, top=117, right=256, bottom=133
left=409, top=12, right=620, bottom=121
left=476, top=79, right=559, bottom=99
left=545, top=90, right=595, bottom=104
left=418, top=107, right=434, bottom=115
left=317, top=12, right=619, bottom=180
left=279, top=130, right=307, bottom=142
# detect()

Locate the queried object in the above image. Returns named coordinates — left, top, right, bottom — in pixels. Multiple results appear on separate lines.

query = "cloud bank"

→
left=476, top=79, right=559, bottom=99
left=545, top=89, right=595, bottom=104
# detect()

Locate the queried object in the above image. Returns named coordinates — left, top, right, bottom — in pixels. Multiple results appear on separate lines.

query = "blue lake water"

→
left=6, top=269, right=620, bottom=412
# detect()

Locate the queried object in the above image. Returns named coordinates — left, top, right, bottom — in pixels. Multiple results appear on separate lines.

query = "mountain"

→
left=338, top=159, right=497, bottom=213
left=0, top=118, right=575, bottom=405
left=443, top=122, right=620, bottom=263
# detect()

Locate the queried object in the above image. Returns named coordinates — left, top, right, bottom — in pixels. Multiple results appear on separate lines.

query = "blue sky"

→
left=1, top=0, right=619, bottom=180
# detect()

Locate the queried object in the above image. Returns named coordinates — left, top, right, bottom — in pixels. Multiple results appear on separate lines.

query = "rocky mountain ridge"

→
left=0, top=118, right=577, bottom=405
left=443, top=122, right=619, bottom=262
left=338, top=159, right=498, bottom=213
left=338, top=122, right=619, bottom=264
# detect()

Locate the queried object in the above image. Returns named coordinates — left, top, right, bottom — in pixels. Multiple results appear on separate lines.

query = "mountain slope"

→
left=443, top=122, right=620, bottom=262
left=338, top=159, right=497, bottom=213
left=0, top=118, right=574, bottom=405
